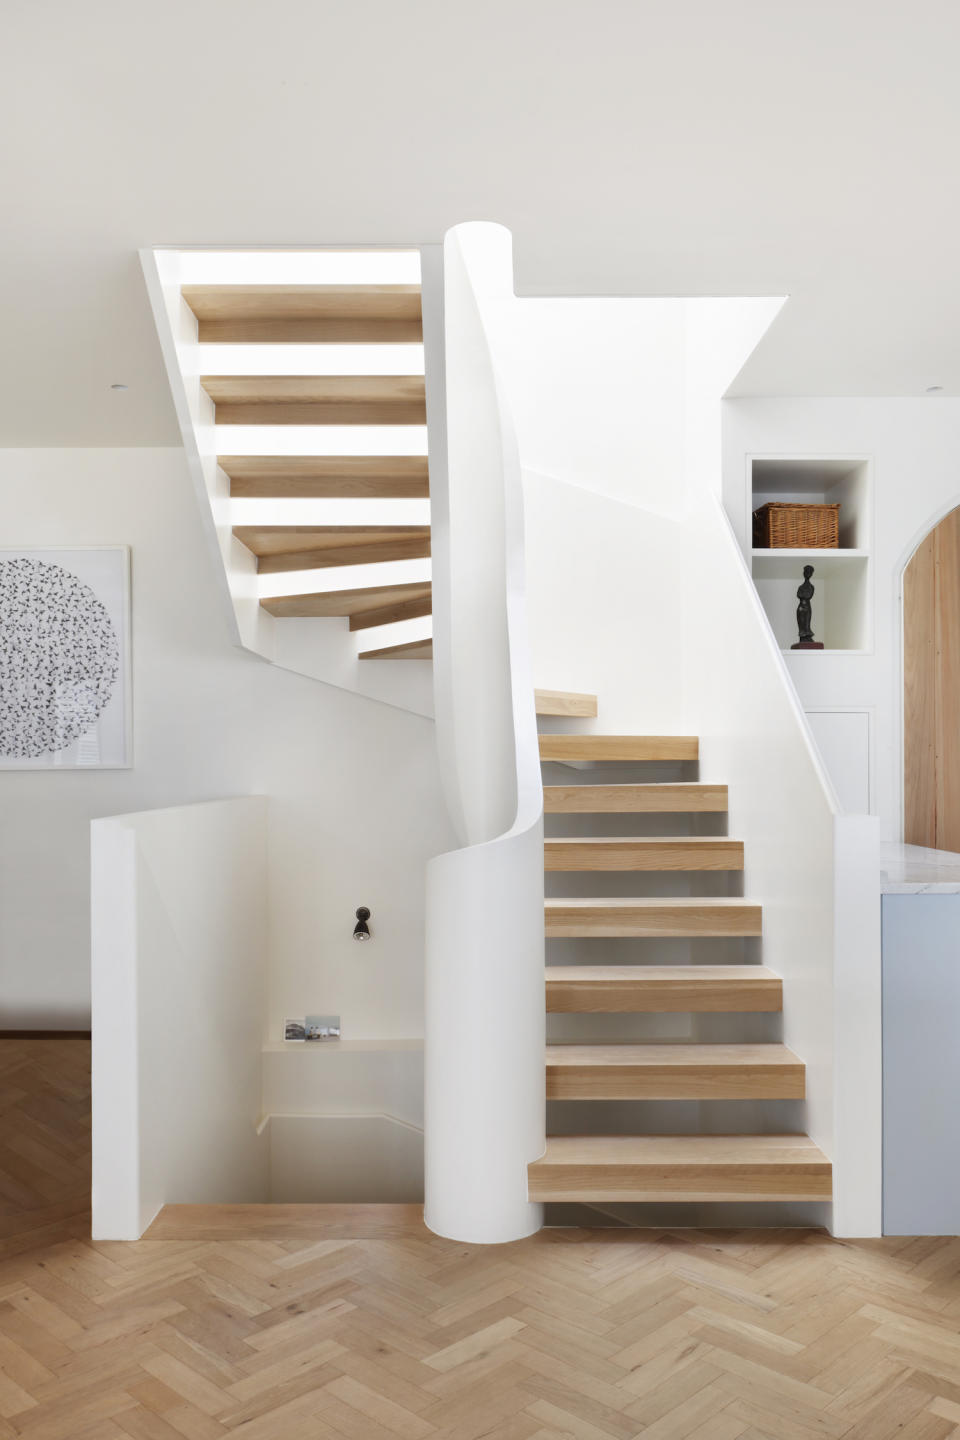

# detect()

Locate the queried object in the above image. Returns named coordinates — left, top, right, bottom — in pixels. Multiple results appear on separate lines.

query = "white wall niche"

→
left=749, top=456, right=873, bottom=654
left=750, top=456, right=872, bottom=550
left=752, top=550, right=870, bottom=652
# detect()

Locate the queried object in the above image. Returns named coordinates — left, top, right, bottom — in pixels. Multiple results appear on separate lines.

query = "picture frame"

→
left=0, top=546, right=132, bottom=769
left=305, top=1015, right=341, bottom=1042
left=283, top=1019, right=306, bottom=1043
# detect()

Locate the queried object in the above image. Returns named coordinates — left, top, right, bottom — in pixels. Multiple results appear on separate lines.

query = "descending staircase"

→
left=527, top=689, right=832, bottom=1207
left=181, top=274, right=434, bottom=661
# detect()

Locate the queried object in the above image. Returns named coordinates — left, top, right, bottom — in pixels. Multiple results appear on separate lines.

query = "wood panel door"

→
left=904, top=506, right=960, bottom=849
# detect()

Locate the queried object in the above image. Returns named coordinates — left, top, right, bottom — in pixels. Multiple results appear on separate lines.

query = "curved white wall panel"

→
left=425, top=224, right=545, bottom=1243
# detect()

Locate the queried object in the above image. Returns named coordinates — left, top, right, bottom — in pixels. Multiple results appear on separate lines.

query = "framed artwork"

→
left=0, top=547, right=131, bottom=769
left=305, top=1015, right=341, bottom=1041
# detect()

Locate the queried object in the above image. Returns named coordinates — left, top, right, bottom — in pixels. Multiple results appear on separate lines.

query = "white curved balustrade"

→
left=424, top=224, right=545, bottom=1244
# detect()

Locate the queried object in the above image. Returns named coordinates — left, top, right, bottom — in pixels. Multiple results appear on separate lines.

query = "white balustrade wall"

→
left=424, top=224, right=545, bottom=1243
left=91, top=796, right=269, bottom=1239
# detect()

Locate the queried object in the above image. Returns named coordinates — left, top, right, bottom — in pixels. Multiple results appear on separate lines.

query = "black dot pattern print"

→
left=0, top=558, right=120, bottom=758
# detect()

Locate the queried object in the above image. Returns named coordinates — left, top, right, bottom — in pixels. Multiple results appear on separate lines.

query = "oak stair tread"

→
left=183, top=284, right=423, bottom=343
left=546, top=1042, right=800, bottom=1065
left=535, top=688, right=598, bottom=718
left=220, top=455, right=429, bottom=498
left=358, top=638, right=433, bottom=660
left=545, top=964, right=782, bottom=1013
left=260, top=581, right=430, bottom=619
left=528, top=1134, right=832, bottom=1202
left=545, top=1043, right=804, bottom=1100
left=544, top=783, right=728, bottom=813
left=233, top=525, right=430, bottom=573
left=544, top=836, right=744, bottom=871
left=201, top=374, right=426, bottom=426
left=540, top=734, right=698, bottom=762
left=348, top=594, right=432, bottom=631
left=545, top=897, right=762, bottom=938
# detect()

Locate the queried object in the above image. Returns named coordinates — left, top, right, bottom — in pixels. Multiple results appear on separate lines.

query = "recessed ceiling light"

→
left=926, top=385, right=944, bottom=394
left=110, top=382, right=129, bottom=391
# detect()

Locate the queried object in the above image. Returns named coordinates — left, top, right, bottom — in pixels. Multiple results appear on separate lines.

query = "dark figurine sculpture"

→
left=791, top=564, right=824, bottom=650
left=796, top=564, right=815, bottom=643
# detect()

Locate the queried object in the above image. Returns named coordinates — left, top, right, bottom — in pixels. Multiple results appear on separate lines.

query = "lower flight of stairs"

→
left=529, top=688, right=832, bottom=1208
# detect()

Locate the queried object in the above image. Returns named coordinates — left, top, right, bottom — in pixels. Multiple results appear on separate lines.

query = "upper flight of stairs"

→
left=181, top=274, right=434, bottom=662
left=530, top=688, right=832, bottom=1207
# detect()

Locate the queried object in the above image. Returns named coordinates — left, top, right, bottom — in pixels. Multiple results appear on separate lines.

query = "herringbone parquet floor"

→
left=1, top=1038, right=960, bottom=1440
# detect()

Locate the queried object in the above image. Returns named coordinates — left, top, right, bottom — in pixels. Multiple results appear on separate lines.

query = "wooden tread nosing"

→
left=220, top=456, right=429, bottom=499
left=545, top=898, right=762, bottom=938
left=202, top=375, right=426, bottom=426
left=545, top=965, right=782, bottom=1013
left=528, top=1134, right=832, bottom=1202
left=545, top=1043, right=803, bottom=1100
left=182, top=284, right=423, bottom=343
left=539, top=735, right=699, bottom=763
left=544, top=784, right=728, bottom=814
left=359, top=638, right=433, bottom=660
left=535, top=689, right=599, bottom=718
left=544, top=837, right=744, bottom=872
left=260, top=581, right=430, bottom=619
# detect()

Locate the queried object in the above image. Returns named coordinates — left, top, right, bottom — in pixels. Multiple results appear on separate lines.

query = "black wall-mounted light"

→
left=353, top=906, right=371, bottom=942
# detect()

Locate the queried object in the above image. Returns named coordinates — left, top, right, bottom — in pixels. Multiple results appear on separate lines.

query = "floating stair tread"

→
left=545, top=897, right=762, bottom=938
left=349, top=595, right=432, bottom=631
left=261, top=581, right=430, bottom=619
left=540, top=735, right=699, bottom=762
left=547, top=1042, right=799, bottom=1066
left=545, top=1043, right=804, bottom=1100
left=528, top=1134, right=832, bottom=1202
left=544, top=783, right=728, bottom=814
left=183, top=284, right=423, bottom=342
left=544, top=837, right=744, bottom=871
left=545, top=965, right=782, bottom=1013
left=535, top=689, right=599, bottom=718
left=359, top=638, right=433, bottom=660
left=220, top=456, right=429, bottom=499
left=234, top=525, right=431, bottom=573
left=201, top=375, right=426, bottom=425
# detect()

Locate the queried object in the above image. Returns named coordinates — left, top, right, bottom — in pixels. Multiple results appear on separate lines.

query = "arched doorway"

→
left=904, top=504, right=960, bottom=850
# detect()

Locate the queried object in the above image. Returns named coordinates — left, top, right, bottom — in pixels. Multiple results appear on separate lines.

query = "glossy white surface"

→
left=880, top=842, right=960, bottom=893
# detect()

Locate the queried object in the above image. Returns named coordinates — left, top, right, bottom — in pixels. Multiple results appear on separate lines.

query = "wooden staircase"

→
left=529, top=689, right=832, bottom=1207
left=181, top=277, right=434, bottom=662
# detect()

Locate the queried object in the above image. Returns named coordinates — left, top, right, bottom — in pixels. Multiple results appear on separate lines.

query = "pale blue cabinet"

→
left=883, top=894, right=960, bottom=1235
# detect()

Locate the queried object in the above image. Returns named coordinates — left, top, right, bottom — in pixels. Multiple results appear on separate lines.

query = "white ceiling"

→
left=3, top=0, right=959, bottom=445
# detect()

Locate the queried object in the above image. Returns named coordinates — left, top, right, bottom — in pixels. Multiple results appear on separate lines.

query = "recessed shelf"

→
left=751, top=457, right=871, bottom=550
left=749, top=456, right=872, bottom=653
left=752, top=549, right=869, bottom=578
left=263, top=1037, right=423, bottom=1054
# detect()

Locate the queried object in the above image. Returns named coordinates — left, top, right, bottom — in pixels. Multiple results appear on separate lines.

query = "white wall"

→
left=523, top=468, right=685, bottom=733
left=0, top=448, right=454, bottom=1033
left=91, top=797, right=268, bottom=1237
left=485, top=299, right=687, bottom=517
left=723, top=397, right=960, bottom=839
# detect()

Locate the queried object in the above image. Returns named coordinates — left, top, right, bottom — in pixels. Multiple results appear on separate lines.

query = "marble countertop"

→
left=880, top=842, right=960, bottom=894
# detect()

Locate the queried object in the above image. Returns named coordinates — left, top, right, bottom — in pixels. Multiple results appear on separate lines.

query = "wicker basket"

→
left=752, top=502, right=840, bottom=549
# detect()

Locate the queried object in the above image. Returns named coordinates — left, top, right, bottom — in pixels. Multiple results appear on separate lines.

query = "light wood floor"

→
left=2, top=1039, right=960, bottom=1439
